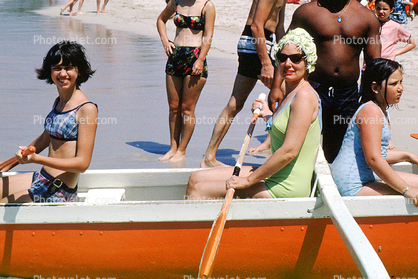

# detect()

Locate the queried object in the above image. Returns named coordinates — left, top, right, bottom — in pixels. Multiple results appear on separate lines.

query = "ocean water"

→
left=0, top=0, right=269, bottom=172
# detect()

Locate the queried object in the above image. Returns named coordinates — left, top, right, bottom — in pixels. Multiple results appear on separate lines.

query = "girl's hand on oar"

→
left=15, top=146, right=36, bottom=164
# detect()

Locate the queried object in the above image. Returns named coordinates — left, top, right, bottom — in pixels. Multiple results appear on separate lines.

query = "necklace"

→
left=325, top=0, right=352, bottom=23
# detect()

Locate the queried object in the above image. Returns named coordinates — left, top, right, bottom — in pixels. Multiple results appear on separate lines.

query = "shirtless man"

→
left=286, top=0, right=381, bottom=163
left=200, top=0, right=286, bottom=167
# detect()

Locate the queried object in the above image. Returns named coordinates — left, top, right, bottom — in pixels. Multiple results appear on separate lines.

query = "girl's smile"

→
left=51, top=64, right=78, bottom=90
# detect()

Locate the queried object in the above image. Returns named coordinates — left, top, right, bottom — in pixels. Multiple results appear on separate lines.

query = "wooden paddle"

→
left=411, top=134, right=418, bottom=140
left=198, top=93, right=266, bottom=279
left=0, top=146, right=36, bottom=171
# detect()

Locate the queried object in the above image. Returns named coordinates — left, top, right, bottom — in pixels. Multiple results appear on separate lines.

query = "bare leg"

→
left=200, top=74, right=258, bottom=168
left=60, top=0, right=76, bottom=15
left=357, top=171, right=418, bottom=196
left=77, top=0, right=85, bottom=14
left=96, top=0, right=101, bottom=13
left=159, top=75, right=183, bottom=161
left=186, top=166, right=272, bottom=199
left=169, top=75, right=206, bottom=163
left=100, top=0, right=110, bottom=13
left=0, top=172, right=33, bottom=203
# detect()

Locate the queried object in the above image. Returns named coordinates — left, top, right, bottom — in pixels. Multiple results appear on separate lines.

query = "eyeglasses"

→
left=277, top=53, right=305, bottom=63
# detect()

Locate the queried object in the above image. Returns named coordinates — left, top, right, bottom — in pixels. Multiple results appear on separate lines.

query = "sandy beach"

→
left=2, top=0, right=418, bottom=172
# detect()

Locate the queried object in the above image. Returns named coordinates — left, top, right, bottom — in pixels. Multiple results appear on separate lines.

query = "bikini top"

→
left=173, top=0, right=209, bottom=31
left=44, top=98, right=97, bottom=141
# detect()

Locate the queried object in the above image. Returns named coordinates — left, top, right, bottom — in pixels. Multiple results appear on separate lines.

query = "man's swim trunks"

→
left=237, top=25, right=275, bottom=79
left=309, top=80, right=359, bottom=163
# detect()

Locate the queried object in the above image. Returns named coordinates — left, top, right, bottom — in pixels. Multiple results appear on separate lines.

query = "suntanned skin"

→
left=200, top=0, right=286, bottom=168
left=289, top=0, right=381, bottom=87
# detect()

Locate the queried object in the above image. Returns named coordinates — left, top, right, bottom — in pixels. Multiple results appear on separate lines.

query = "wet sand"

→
left=1, top=0, right=418, bottom=173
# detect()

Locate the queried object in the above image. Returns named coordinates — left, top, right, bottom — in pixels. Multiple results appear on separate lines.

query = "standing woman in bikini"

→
left=157, top=0, right=215, bottom=162
left=0, top=41, right=98, bottom=203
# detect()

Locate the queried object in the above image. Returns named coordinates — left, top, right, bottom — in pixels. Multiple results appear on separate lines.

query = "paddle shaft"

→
left=198, top=93, right=266, bottom=278
left=0, top=146, right=36, bottom=171
left=411, top=134, right=418, bottom=140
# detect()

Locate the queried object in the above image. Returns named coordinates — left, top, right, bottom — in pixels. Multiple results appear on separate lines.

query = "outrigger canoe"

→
left=0, top=156, right=417, bottom=278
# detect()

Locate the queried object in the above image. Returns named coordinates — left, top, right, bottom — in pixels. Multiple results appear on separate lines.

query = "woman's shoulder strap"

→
left=201, top=0, right=209, bottom=14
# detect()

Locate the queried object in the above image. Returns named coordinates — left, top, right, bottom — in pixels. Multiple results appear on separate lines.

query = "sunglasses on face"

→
left=277, top=53, right=305, bottom=63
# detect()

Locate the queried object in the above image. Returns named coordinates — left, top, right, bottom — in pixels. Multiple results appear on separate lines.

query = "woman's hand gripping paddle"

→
left=198, top=93, right=267, bottom=279
left=0, top=146, right=36, bottom=172
left=411, top=134, right=418, bottom=140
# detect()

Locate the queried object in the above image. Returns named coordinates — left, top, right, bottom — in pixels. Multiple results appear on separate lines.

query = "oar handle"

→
left=233, top=93, right=266, bottom=176
left=21, top=146, right=36, bottom=156
left=0, top=146, right=36, bottom=171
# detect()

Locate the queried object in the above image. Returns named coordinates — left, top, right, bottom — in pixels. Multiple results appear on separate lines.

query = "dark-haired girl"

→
left=0, top=41, right=98, bottom=203
left=375, top=0, right=416, bottom=61
left=331, top=58, right=418, bottom=205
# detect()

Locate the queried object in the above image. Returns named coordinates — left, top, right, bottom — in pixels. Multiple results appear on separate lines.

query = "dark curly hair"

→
left=36, top=41, right=95, bottom=88
left=360, top=58, right=402, bottom=108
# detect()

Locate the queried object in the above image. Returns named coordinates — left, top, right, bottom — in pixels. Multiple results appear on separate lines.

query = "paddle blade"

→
left=198, top=188, right=235, bottom=278
left=411, top=134, right=418, bottom=140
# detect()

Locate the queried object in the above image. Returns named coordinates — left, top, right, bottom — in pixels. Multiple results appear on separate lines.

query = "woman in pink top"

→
left=375, top=0, right=416, bottom=60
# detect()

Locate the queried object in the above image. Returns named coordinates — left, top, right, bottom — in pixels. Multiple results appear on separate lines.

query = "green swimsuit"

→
left=264, top=90, right=321, bottom=198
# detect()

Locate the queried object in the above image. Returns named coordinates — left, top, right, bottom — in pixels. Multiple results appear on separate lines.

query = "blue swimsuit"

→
left=330, top=102, right=390, bottom=196
left=44, top=98, right=96, bottom=141
left=29, top=98, right=97, bottom=203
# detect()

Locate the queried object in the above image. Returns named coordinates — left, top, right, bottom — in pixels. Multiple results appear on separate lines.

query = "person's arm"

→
left=386, top=149, right=418, bottom=164
left=357, top=104, right=409, bottom=194
left=20, top=104, right=98, bottom=173
left=157, top=0, right=176, bottom=56
left=363, top=12, right=381, bottom=64
left=1, top=131, right=50, bottom=172
left=275, top=1, right=286, bottom=42
left=191, top=1, right=215, bottom=75
left=227, top=87, right=318, bottom=189
left=395, top=36, right=416, bottom=57
left=268, top=67, right=284, bottom=111
left=251, top=0, right=279, bottom=89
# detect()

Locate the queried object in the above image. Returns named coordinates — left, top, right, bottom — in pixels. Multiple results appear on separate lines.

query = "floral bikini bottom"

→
left=165, top=45, right=208, bottom=78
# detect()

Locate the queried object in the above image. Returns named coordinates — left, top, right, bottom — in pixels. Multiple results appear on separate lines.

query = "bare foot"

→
left=248, top=141, right=270, bottom=154
left=168, top=151, right=186, bottom=163
left=200, top=156, right=227, bottom=168
left=158, top=149, right=177, bottom=161
left=100, top=9, right=108, bottom=13
left=77, top=11, right=85, bottom=14
left=60, top=8, right=65, bottom=15
left=69, top=11, right=76, bottom=16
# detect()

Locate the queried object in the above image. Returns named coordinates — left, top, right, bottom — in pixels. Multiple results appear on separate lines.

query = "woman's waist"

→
left=174, top=32, right=204, bottom=47
left=42, top=166, right=78, bottom=188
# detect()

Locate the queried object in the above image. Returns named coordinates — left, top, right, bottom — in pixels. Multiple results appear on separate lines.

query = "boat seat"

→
left=84, top=188, right=126, bottom=204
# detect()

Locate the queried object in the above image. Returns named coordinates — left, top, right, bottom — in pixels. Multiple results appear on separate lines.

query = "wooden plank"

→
left=315, top=148, right=390, bottom=278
